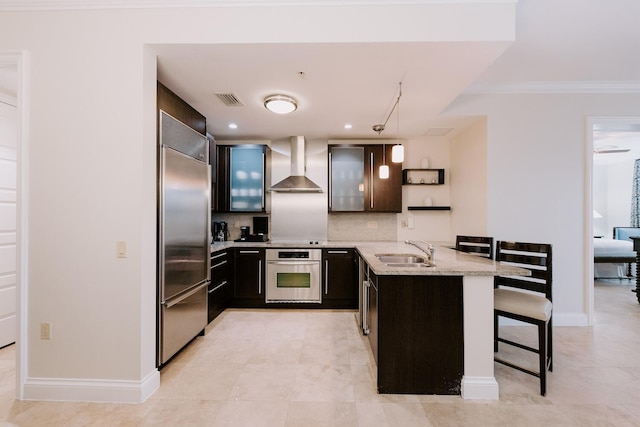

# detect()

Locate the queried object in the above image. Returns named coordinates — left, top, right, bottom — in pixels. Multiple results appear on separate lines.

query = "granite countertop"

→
left=354, top=241, right=529, bottom=277
left=210, top=240, right=356, bottom=251
left=211, top=240, right=529, bottom=277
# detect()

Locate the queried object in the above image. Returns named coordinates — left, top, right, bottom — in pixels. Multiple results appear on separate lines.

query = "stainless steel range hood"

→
left=270, top=136, right=323, bottom=193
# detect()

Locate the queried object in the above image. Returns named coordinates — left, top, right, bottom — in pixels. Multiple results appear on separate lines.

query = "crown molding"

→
left=0, top=0, right=516, bottom=11
left=465, top=81, right=640, bottom=95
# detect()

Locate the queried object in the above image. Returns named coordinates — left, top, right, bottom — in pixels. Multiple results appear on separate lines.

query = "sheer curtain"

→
left=631, top=159, right=640, bottom=227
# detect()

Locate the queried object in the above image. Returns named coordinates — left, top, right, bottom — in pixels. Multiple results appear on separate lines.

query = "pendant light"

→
left=392, top=144, right=404, bottom=163
left=379, top=143, right=389, bottom=179
left=392, top=82, right=404, bottom=163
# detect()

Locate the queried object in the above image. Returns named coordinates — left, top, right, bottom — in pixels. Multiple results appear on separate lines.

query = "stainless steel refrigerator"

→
left=158, top=110, right=210, bottom=366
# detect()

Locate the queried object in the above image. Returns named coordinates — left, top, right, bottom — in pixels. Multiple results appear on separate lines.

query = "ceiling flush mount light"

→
left=373, top=82, right=405, bottom=163
left=264, top=94, right=297, bottom=114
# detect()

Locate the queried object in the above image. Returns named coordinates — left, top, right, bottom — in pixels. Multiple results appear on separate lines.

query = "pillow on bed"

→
left=613, top=227, right=640, bottom=241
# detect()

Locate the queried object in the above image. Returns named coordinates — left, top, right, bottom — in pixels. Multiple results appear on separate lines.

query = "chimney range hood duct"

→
left=270, top=136, right=323, bottom=193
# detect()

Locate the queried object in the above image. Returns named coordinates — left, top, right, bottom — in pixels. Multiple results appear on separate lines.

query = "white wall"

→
left=592, top=163, right=610, bottom=237
left=593, top=160, right=635, bottom=237
left=593, top=160, right=635, bottom=236
left=607, top=161, right=634, bottom=230
left=0, top=2, right=516, bottom=402
left=397, top=136, right=452, bottom=243
left=445, top=92, right=640, bottom=326
left=450, top=118, right=488, bottom=240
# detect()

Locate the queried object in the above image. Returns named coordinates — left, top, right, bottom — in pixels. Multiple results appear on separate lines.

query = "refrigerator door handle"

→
left=164, top=281, right=209, bottom=309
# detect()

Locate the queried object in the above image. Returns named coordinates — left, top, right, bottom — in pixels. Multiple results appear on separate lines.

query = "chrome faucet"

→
left=405, top=240, right=435, bottom=261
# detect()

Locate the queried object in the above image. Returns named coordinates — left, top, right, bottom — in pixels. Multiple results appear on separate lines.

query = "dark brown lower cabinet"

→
left=232, top=248, right=266, bottom=307
left=208, top=249, right=232, bottom=323
left=369, top=273, right=464, bottom=395
left=322, top=248, right=358, bottom=308
left=207, top=280, right=233, bottom=323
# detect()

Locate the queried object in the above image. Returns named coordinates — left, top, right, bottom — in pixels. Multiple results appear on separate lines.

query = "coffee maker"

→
left=240, top=226, right=250, bottom=240
left=213, top=221, right=228, bottom=242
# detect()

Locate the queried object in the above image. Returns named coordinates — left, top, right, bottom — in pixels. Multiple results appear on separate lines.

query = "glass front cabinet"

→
left=215, top=144, right=267, bottom=213
left=329, top=145, right=401, bottom=213
left=329, top=146, right=365, bottom=211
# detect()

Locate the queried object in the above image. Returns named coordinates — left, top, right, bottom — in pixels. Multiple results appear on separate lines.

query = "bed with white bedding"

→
left=593, top=227, right=639, bottom=279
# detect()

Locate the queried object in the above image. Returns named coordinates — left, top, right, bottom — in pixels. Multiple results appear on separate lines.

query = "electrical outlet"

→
left=367, top=221, right=378, bottom=229
left=401, top=219, right=408, bottom=228
left=40, top=322, right=51, bottom=340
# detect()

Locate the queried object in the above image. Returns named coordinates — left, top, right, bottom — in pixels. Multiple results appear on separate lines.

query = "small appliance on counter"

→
left=234, top=226, right=250, bottom=242
left=245, top=234, right=269, bottom=242
left=213, top=221, right=229, bottom=242
left=253, top=216, right=268, bottom=236
left=234, top=217, right=269, bottom=242
left=240, top=226, right=250, bottom=240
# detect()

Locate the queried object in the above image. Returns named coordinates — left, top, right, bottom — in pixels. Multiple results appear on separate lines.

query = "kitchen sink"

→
left=385, top=262, right=434, bottom=268
left=375, top=254, right=434, bottom=267
left=376, top=254, right=426, bottom=264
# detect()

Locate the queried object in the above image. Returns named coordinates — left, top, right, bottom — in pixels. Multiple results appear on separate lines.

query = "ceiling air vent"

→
left=215, top=92, right=245, bottom=107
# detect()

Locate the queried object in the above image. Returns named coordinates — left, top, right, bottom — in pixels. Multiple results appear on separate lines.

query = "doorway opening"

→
left=589, top=117, right=640, bottom=322
left=0, top=51, right=27, bottom=400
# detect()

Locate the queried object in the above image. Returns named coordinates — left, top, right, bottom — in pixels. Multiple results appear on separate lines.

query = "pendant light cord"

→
left=373, top=82, right=403, bottom=135
left=397, top=87, right=400, bottom=142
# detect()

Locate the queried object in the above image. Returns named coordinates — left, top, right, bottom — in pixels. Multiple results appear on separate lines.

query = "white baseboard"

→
left=22, top=369, right=160, bottom=403
left=461, top=376, right=499, bottom=400
left=552, top=312, right=588, bottom=326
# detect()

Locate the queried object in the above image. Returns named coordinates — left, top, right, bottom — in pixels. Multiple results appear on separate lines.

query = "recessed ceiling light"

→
left=228, top=123, right=238, bottom=129
left=264, top=94, right=297, bottom=114
left=344, top=123, right=353, bottom=129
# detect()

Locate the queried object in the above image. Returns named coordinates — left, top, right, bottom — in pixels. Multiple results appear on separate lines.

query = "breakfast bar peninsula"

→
left=355, top=241, right=529, bottom=400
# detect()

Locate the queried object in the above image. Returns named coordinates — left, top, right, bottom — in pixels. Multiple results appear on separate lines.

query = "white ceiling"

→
left=1, top=0, right=639, bottom=142
left=154, top=41, right=508, bottom=141
left=470, top=0, right=640, bottom=88
left=154, top=0, right=640, bottom=141
left=593, top=121, right=640, bottom=165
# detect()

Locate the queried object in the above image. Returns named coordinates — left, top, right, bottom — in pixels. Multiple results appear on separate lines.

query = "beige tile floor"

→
left=0, top=279, right=639, bottom=426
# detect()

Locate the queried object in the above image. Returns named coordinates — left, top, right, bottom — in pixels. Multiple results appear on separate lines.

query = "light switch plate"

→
left=40, top=322, right=51, bottom=340
left=407, top=217, right=415, bottom=229
left=116, top=241, right=127, bottom=258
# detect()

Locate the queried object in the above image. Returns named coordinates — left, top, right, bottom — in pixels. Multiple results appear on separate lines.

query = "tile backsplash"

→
left=327, top=213, right=397, bottom=241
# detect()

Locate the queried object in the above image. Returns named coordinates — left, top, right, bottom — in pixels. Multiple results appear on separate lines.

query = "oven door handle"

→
left=267, top=261, right=319, bottom=266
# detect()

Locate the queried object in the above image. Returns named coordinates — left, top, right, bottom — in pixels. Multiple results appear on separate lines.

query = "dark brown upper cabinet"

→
left=329, top=144, right=402, bottom=213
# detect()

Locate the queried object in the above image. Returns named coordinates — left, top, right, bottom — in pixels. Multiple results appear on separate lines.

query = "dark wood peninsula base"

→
left=369, top=272, right=464, bottom=394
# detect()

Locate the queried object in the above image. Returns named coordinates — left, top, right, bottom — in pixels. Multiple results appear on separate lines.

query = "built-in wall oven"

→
left=266, top=248, right=322, bottom=303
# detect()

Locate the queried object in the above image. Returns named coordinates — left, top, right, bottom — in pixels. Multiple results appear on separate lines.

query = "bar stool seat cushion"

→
left=495, top=288, right=552, bottom=321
